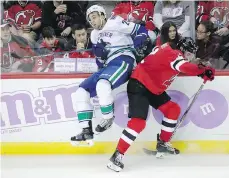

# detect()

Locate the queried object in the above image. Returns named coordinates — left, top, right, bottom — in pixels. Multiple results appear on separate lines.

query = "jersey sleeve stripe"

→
left=130, top=24, right=140, bottom=36
left=172, top=59, right=187, bottom=72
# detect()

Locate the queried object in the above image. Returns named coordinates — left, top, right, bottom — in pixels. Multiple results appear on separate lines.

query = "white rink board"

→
left=1, top=76, right=229, bottom=142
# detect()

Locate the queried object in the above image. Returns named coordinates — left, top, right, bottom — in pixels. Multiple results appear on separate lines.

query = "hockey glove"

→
left=92, top=39, right=109, bottom=61
left=134, top=33, right=149, bottom=49
left=134, top=33, right=150, bottom=58
left=198, top=66, right=215, bottom=82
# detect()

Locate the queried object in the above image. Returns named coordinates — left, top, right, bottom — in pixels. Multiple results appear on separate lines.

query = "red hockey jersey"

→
left=197, top=1, right=229, bottom=28
left=112, top=1, right=156, bottom=31
left=131, top=44, right=205, bottom=95
left=4, top=2, right=42, bottom=28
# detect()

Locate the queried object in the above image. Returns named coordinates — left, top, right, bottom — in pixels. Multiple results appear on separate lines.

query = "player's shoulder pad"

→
left=90, top=29, right=100, bottom=44
left=108, top=15, right=124, bottom=24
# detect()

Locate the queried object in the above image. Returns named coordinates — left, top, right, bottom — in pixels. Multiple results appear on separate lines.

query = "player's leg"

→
left=148, top=92, right=181, bottom=157
left=70, top=70, right=103, bottom=146
left=95, top=56, right=134, bottom=133
left=107, top=78, right=149, bottom=172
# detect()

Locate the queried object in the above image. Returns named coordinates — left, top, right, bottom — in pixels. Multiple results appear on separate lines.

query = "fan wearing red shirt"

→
left=112, top=1, right=158, bottom=39
left=33, top=26, right=65, bottom=72
left=107, top=21, right=215, bottom=172
left=196, top=0, right=229, bottom=36
left=4, top=0, right=42, bottom=41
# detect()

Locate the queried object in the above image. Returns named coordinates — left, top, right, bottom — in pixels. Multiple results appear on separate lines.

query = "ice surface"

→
left=1, top=154, right=229, bottom=178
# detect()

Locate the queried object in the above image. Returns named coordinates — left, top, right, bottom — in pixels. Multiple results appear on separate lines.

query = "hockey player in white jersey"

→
left=71, top=5, right=149, bottom=146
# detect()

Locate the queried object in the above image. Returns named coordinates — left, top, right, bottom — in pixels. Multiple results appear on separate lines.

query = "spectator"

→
left=42, top=0, right=87, bottom=38
left=113, top=1, right=156, bottom=30
left=4, top=0, right=42, bottom=42
left=153, top=0, right=190, bottom=37
left=33, top=26, right=66, bottom=72
left=66, top=24, right=93, bottom=58
left=1, top=20, right=35, bottom=73
left=112, top=1, right=158, bottom=42
left=195, top=20, right=222, bottom=68
left=40, top=26, right=65, bottom=53
left=155, top=21, right=180, bottom=47
left=196, top=0, right=229, bottom=36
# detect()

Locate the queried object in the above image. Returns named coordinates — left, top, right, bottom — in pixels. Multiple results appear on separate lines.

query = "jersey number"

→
left=150, top=46, right=159, bottom=55
left=141, top=46, right=159, bottom=64
left=122, top=20, right=130, bottom=26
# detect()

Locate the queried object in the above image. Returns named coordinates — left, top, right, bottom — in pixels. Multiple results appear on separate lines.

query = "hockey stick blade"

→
left=143, top=148, right=157, bottom=155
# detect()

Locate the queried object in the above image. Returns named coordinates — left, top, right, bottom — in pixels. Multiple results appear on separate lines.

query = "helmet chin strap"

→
left=99, top=13, right=105, bottom=30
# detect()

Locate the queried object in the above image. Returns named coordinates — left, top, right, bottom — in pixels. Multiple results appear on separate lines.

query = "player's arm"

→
left=170, top=54, right=215, bottom=82
left=110, top=15, right=150, bottom=53
left=112, top=15, right=148, bottom=37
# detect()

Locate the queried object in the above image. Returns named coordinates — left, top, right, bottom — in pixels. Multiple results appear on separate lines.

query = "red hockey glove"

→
left=198, top=66, right=215, bottom=82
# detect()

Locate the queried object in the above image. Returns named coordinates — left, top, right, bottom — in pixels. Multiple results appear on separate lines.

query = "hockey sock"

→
left=160, top=118, right=178, bottom=142
left=117, top=118, right=146, bottom=154
left=96, top=79, right=114, bottom=119
left=77, top=110, right=93, bottom=129
left=158, top=101, right=180, bottom=142
left=75, top=87, right=94, bottom=129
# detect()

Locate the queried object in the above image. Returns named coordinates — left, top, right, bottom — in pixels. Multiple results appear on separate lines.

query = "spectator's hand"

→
left=215, top=27, right=229, bottom=36
left=21, top=25, right=31, bottom=33
left=61, top=27, right=71, bottom=37
left=210, top=17, right=217, bottom=24
left=54, top=4, right=67, bottom=14
left=77, top=42, right=85, bottom=50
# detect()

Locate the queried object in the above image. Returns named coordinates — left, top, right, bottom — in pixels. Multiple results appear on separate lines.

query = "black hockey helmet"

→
left=177, top=37, right=198, bottom=54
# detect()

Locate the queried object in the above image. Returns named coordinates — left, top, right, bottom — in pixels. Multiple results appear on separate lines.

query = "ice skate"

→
left=156, top=134, right=180, bottom=158
left=107, top=149, right=124, bottom=172
left=70, top=121, right=94, bottom=147
left=95, top=116, right=114, bottom=133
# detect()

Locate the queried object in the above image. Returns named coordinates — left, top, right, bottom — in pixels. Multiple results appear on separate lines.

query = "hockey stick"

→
left=143, top=80, right=206, bottom=155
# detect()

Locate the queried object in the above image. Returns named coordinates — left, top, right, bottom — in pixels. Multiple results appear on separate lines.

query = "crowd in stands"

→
left=1, top=0, right=229, bottom=73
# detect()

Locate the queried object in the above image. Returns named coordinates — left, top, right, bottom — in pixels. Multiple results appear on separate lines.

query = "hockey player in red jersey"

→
left=107, top=22, right=215, bottom=172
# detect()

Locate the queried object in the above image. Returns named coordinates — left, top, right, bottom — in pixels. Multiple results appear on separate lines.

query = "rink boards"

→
left=1, top=73, right=229, bottom=154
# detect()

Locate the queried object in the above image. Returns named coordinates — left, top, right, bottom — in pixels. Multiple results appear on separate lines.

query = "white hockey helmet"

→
left=86, top=5, right=107, bottom=22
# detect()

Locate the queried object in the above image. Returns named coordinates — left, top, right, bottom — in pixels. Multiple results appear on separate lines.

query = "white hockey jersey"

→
left=91, top=15, right=141, bottom=64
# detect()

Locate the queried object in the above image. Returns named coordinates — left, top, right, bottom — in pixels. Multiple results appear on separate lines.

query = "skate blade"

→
left=94, top=125, right=112, bottom=135
left=70, top=140, right=94, bottom=147
left=107, top=162, right=122, bottom=172
left=156, top=152, right=166, bottom=159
